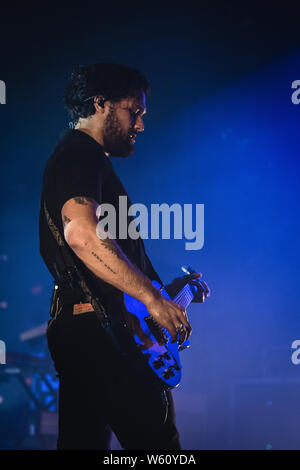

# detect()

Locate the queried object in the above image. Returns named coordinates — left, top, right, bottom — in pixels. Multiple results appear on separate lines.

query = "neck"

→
left=74, top=124, right=110, bottom=157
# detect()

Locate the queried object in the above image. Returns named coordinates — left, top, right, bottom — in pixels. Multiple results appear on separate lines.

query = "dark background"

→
left=1, top=1, right=300, bottom=450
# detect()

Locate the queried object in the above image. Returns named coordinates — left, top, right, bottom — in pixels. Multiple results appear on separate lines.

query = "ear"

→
left=93, top=96, right=106, bottom=112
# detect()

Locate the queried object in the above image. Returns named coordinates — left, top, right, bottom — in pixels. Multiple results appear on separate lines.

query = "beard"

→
left=102, top=107, right=134, bottom=158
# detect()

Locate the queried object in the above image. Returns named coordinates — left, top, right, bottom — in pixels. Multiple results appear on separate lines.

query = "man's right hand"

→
left=143, top=293, right=192, bottom=344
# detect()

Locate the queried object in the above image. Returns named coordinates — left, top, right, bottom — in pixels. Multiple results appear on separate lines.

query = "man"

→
left=39, top=62, right=208, bottom=450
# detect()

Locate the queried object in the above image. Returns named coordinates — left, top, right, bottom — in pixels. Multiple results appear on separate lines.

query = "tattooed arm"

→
left=61, top=196, right=192, bottom=342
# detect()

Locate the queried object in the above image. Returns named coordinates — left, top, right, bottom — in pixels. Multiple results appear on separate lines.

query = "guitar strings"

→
left=174, top=286, right=190, bottom=304
left=173, top=284, right=193, bottom=307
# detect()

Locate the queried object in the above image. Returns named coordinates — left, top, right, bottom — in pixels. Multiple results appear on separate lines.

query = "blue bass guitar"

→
left=117, top=267, right=206, bottom=390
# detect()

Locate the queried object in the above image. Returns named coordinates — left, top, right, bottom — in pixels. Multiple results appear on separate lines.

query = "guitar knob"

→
left=162, top=367, right=175, bottom=379
left=162, top=352, right=171, bottom=360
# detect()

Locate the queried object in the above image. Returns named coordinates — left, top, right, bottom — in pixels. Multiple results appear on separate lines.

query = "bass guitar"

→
left=110, top=266, right=207, bottom=390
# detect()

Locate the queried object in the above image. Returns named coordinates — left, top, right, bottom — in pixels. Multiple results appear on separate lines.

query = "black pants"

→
left=47, top=304, right=181, bottom=450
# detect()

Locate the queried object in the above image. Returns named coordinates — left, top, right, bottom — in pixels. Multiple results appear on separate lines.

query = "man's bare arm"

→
left=62, top=196, right=192, bottom=342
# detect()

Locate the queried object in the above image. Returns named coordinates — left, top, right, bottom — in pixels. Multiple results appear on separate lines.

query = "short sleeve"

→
left=54, top=142, right=107, bottom=216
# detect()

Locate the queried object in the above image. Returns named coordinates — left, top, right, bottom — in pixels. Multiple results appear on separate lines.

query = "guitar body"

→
left=120, top=281, right=190, bottom=390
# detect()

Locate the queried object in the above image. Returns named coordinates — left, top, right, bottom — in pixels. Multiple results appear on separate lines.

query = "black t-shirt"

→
left=39, top=129, right=162, bottom=310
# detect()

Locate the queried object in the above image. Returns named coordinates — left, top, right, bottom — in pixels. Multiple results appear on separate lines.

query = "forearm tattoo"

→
left=91, top=251, right=116, bottom=274
left=100, top=238, right=124, bottom=261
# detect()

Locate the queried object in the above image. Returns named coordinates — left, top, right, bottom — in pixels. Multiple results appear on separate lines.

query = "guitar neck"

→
left=173, top=284, right=195, bottom=309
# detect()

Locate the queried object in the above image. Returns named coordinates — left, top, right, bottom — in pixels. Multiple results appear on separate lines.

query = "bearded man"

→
left=39, top=62, right=207, bottom=450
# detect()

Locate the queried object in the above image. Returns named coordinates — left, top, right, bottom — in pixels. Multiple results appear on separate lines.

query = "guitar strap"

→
left=43, top=200, right=109, bottom=328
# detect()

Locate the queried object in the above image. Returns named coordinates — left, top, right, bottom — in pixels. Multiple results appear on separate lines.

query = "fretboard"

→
left=173, top=284, right=194, bottom=309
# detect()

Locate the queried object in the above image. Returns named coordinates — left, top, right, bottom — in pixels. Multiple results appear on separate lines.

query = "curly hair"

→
left=63, top=62, right=150, bottom=126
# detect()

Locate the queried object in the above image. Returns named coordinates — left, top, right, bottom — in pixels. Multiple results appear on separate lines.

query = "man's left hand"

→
left=165, top=273, right=211, bottom=303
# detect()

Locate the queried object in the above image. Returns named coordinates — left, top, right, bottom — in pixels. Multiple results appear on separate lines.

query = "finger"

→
left=179, top=326, right=188, bottom=345
left=196, top=289, right=206, bottom=302
left=174, top=324, right=188, bottom=345
left=178, top=306, right=188, bottom=322
left=167, top=315, right=181, bottom=343
left=190, top=280, right=210, bottom=297
left=185, top=273, right=202, bottom=280
left=190, top=280, right=205, bottom=290
left=179, top=306, right=189, bottom=322
left=200, top=280, right=211, bottom=296
left=183, top=322, right=192, bottom=341
left=192, top=294, right=204, bottom=303
left=180, top=309, right=193, bottom=332
left=170, top=326, right=179, bottom=343
left=193, top=280, right=210, bottom=296
left=189, top=282, right=205, bottom=301
left=183, top=322, right=192, bottom=340
left=178, top=313, right=192, bottom=336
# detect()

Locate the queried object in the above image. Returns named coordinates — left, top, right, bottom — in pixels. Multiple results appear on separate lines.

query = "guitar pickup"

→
left=162, top=367, right=176, bottom=379
left=144, top=316, right=168, bottom=345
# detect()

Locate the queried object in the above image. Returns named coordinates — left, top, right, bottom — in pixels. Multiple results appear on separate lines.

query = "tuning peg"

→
left=181, top=266, right=197, bottom=275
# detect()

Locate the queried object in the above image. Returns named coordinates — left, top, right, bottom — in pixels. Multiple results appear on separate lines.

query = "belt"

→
left=72, top=302, right=95, bottom=315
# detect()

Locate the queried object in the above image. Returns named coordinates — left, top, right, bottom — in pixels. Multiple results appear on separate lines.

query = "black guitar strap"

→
left=43, top=200, right=109, bottom=327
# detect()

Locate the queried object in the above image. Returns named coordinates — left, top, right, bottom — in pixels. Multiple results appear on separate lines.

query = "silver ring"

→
left=175, top=324, right=186, bottom=334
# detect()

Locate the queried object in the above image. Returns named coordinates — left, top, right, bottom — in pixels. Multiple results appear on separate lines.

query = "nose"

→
left=133, top=115, right=144, bottom=132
